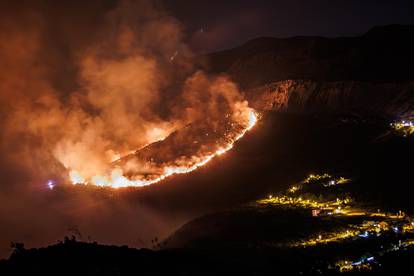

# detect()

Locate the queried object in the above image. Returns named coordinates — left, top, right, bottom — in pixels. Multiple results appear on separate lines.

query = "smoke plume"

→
left=0, top=0, right=253, bottom=257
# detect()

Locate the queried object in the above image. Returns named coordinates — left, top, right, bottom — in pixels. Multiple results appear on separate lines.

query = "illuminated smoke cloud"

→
left=0, top=0, right=256, bottom=188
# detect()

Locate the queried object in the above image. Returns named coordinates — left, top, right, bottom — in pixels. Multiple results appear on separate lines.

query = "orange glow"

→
left=68, top=108, right=258, bottom=188
left=69, top=170, right=85, bottom=184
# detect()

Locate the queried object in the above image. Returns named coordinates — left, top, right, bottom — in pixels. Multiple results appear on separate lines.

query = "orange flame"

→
left=68, top=108, right=258, bottom=188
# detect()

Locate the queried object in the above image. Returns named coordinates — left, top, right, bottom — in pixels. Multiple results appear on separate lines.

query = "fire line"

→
left=68, top=109, right=258, bottom=188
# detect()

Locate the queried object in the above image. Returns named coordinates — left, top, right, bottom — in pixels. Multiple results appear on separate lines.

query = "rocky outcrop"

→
left=248, top=80, right=414, bottom=118
left=203, top=25, right=414, bottom=118
left=205, top=25, right=414, bottom=89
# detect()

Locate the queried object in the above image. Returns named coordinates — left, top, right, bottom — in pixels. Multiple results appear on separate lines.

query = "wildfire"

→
left=69, top=170, right=85, bottom=184
left=68, top=108, right=258, bottom=188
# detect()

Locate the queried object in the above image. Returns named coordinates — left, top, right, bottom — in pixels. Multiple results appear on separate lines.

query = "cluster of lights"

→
left=258, top=174, right=414, bottom=248
left=323, top=177, right=350, bottom=187
left=293, top=228, right=361, bottom=247
left=258, top=174, right=414, bottom=273
left=294, top=219, right=399, bottom=248
left=260, top=193, right=413, bottom=248
left=287, top=174, right=350, bottom=194
left=261, top=182, right=414, bottom=273
left=403, top=221, right=414, bottom=232
left=258, top=195, right=351, bottom=213
left=303, top=173, right=332, bottom=184
left=336, top=257, right=375, bottom=272
left=336, top=237, right=414, bottom=273
left=391, top=120, right=414, bottom=137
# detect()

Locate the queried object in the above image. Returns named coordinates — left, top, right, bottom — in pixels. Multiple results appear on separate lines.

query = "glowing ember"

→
left=68, top=108, right=258, bottom=188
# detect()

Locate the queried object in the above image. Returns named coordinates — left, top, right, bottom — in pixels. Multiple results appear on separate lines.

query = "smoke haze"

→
left=0, top=0, right=250, bottom=257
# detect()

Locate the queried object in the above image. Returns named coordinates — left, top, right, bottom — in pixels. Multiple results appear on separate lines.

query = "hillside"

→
left=205, top=25, right=414, bottom=88
left=248, top=80, right=414, bottom=118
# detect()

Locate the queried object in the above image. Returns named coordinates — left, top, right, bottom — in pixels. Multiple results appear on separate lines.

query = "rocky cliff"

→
left=248, top=80, right=414, bottom=118
left=203, top=25, right=414, bottom=118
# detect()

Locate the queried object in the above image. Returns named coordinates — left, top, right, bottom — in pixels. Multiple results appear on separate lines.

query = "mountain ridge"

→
left=202, top=25, right=414, bottom=89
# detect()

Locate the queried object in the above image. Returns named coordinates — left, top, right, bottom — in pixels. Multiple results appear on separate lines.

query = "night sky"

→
left=168, top=0, right=414, bottom=52
left=3, top=0, right=414, bottom=53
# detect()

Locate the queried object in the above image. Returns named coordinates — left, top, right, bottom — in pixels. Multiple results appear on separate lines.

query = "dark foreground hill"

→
left=1, top=236, right=414, bottom=275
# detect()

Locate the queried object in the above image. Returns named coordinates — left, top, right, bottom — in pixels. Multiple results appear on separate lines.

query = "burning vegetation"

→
left=69, top=107, right=258, bottom=188
left=0, top=0, right=259, bottom=189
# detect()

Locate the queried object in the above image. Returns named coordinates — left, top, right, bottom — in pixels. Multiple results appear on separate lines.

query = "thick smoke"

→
left=1, top=0, right=250, bottom=184
left=0, top=0, right=251, bottom=257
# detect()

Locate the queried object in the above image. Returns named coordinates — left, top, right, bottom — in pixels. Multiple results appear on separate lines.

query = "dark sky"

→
left=164, top=0, right=414, bottom=52
left=3, top=0, right=414, bottom=53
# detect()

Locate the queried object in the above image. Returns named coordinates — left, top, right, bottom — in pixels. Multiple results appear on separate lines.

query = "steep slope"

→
left=205, top=25, right=414, bottom=88
left=202, top=25, right=414, bottom=118
left=249, top=80, right=414, bottom=118
left=110, top=26, right=414, bottom=210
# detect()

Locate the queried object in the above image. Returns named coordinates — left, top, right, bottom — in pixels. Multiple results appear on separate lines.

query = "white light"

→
left=47, top=180, right=55, bottom=190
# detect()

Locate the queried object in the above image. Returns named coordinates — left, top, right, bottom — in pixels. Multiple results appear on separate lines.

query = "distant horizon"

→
left=165, top=0, right=414, bottom=53
left=205, top=24, right=414, bottom=56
